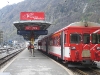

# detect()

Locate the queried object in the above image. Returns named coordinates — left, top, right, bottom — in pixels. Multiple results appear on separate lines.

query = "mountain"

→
left=0, top=0, right=100, bottom=42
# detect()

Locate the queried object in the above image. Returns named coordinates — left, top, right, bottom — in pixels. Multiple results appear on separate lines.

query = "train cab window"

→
left=92, top=33, right=100, bottom=44
left=70, top=33, right=81, bottom=43
left=83, top=33, right=90, bottom=44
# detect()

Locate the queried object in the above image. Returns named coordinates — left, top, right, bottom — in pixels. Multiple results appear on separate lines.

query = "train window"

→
left=57, top=36, right=60, bottom=45
left=64, top=34, right=66, bottom=44
left=98, top=34, right=100, bottom=44
left=92, top=34, right=98, bottom=44
left=50, top=38, right=53, bottom=45
left=60, top=36, right=61, bottom=45
left=54, top=37, right=57, bottom=45
left=92, top=34, right=100, bottom=44
left=53, top=38, right=55, bottom=45
left=83, top=33, right=90, bottom=44
left=56, top=36, right=59, bottom=46
left=70, top=33, right=81, bottom=43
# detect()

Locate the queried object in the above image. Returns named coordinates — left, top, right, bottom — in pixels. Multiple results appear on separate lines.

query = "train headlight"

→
left=97, top=47, right=100, bottom=50
left=71, top=47, right=76, bottom=50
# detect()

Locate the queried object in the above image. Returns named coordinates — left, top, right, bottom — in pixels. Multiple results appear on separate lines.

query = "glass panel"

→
left=83, top=33, right=90, bottom=44
left=98, top=34, right=100, bottom=44
left=64, top=34, right=66, bottom=44
left=92, top=34, right=100, bottom=44
left=92, top=34, right=98, bottom=44
left=50, top=38, right=53, bottom=45
left=70, top=33, right=81, bottom=43
left=60, top=36, right=61, bottom=45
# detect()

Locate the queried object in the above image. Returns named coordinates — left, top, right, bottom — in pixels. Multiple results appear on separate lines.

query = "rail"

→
left=90, top=68, right=100, bottom=75
left=0, top=47, right=24, bottom=59
left=0, top=47, right=25, bottom=67
left=70, top=67, right=100, bottom=75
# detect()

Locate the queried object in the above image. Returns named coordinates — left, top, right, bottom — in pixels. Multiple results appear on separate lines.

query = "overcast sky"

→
left=0, top=0, right=24, bottom=9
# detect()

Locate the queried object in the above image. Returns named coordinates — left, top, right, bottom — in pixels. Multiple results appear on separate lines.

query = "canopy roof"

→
left=13, top=20, right=52, bottom=40
left=13, top=20, right=51, bottom=30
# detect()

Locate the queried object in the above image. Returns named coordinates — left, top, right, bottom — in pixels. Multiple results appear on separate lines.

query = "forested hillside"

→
left=0, top=0, right=100, bottom=41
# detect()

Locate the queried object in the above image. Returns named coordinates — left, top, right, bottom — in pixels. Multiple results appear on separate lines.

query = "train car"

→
left=38, top=22, right=100, bottom=67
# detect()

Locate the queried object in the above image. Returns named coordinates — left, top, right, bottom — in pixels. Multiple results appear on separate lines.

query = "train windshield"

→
left=92, top=33, right=100, bottom=44
left=70, top=33, right=81, bottom=43
left=83, top=33, right=90, bottom=44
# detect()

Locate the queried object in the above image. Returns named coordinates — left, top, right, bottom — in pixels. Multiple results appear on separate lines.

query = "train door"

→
left=61, top=31, right=65, bottom=60
left=70, top=32, right=82, bottom=60
left=82, top=31, right=91, bottom=58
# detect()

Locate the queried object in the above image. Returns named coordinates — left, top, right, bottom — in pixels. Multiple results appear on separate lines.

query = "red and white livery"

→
left=38, top=22, right=100, bottom=67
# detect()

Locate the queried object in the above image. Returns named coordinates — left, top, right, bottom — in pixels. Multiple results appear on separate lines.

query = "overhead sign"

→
left=34, top=30, right=48, bottom=35
left=25, top=26, right=40, bottom=30
left=17, top=30, right=48, bottom=35
left=20, top=12, right=45, bottom=20
left=17, top=30, right=31, bottom=35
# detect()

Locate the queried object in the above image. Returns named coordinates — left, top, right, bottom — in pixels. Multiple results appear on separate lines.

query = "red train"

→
left=38, top=22, right=100, bottom=67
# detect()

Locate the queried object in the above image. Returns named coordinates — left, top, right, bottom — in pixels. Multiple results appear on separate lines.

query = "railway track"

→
left=0, top=48, right=24, bottom=69
left=70, top=67, right=100, bottom=75
left=61, top=60, right=100, bottom=75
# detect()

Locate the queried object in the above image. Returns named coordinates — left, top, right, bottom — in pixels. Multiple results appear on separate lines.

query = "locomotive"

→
left=38, top=22, right=100, bottom=67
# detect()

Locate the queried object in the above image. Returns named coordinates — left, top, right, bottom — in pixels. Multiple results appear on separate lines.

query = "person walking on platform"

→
left=31, top=44, right=35, bottom=57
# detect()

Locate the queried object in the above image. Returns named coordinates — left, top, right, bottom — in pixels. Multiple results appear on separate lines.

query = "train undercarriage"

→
left=63, top=60, right=97, bottom=68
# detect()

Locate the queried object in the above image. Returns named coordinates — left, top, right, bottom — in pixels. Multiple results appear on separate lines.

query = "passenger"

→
left=31, top=44, right=34, bottom=51
left=31, top=44, right=35, bottom=57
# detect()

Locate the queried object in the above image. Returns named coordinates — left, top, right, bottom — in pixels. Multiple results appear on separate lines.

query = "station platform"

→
left=0, top=48, right=73, bottom=75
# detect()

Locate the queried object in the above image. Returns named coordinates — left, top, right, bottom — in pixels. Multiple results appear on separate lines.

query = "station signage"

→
left=17, top=30, right=31, bottom=35
left=20, top=12, right=45, bottom=20
left=34, top=30, right=48, bottom=35
left=17, top=30, right=48, bottom=35
left=25, top=26, right=40, bottom=30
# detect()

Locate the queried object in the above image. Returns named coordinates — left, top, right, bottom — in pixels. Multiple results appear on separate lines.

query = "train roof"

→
left=67, top=22, right=100, bottom=27
left=54, top=22, right=100, bottom=34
